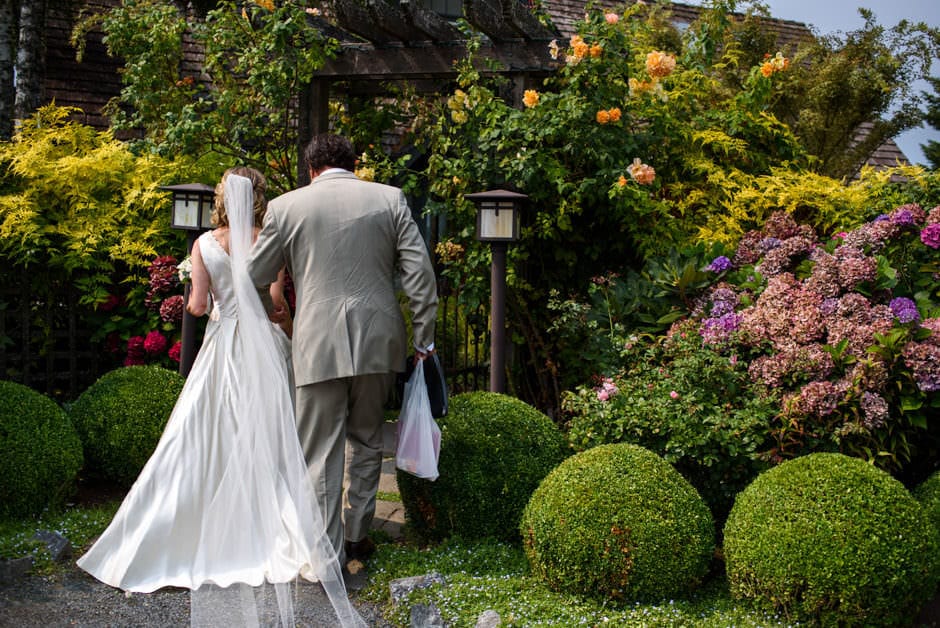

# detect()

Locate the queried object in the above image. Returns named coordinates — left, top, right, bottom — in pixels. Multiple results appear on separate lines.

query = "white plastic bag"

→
left=396, top=359, right=441, bottom=481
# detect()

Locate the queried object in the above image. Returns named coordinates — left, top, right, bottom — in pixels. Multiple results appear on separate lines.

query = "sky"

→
left=693, top=1, right=940, bottom=166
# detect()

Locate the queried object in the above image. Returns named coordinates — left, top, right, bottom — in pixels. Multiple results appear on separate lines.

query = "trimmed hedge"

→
left=0, top=381, right=83, bottom=519
left=520, top=443, right=715, bottom=603
left=396, top=392, right=569, bottom=543
left=69, top=365, right=184, bottom=486
left=724, top=453, right=940, bottom=626
left=914, top=470, right=940, bottom=538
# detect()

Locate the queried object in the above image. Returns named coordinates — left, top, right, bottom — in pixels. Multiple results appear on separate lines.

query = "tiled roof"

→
left=541, top=0, right=814, bottom=51
left=852, top=121, right=910, bottom=180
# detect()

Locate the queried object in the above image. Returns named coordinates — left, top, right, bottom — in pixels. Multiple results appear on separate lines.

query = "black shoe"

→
left=344, top=537, right=376, bottom=561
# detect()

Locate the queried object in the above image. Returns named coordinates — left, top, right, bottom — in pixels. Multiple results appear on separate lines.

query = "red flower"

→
left=160, top=295, right=185, bottom=324
left=127, top=335, right=146, bottom=361
left=99, top=294, right=121, bottom=312
left=143, top=330, right=167, bottom=356
left=168, top=341, right=182, bottom=363
left=105, top=333, right=122, bottom=355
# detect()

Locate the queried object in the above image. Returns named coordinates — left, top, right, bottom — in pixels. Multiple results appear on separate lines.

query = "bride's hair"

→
left=212, top=166, right=267, bottom=227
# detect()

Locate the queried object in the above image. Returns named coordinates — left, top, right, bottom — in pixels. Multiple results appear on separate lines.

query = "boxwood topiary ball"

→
left=0, top=380, right=83, bottom=519
left=914, top=469, right=940, bottom=539
left=520, top=443, right=715, bottom=603
left=69, top=365, right=184, bottom=486
left=396, top=392, right=569, bottom=543
left=724, top=453, right=940, bottom=626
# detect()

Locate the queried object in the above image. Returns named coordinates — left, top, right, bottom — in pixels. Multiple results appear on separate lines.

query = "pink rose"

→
left=670, top=390, right=679, bottom=399
left=604, top=12, right=619, bottom=23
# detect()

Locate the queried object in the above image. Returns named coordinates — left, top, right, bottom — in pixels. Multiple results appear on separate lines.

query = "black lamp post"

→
left=161, top=183, right=215, bottom=377
left=466, top=189, right=526, bottom=393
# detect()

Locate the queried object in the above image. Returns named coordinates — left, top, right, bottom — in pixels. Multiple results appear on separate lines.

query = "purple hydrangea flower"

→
left=706, top=256, right=732, bottom=273
left=890, top=209, right=916, bottom=226
left=860, top=391, right=889, bottom=430
left=921, top=223, right=940, bottom=249
left=889, top=297, right=920, bottom=324
left=700, top=312, right=742, bottom=345
left=758, top=237, right=782, bottom=253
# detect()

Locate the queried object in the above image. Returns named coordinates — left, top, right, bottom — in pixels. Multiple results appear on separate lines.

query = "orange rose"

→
left=627, top=158, right=655, bottom=185
left=645, top=51, right=676, bottom=79
left=629, top=77, right=652, bottom=95
left=523, top=89, right=540, bottom=108
left=590, top=44, right=603, bottom=58
left=596, top=110, right=611, bottom=124
left=760, top=62, right=774, bottom=78
left=608, top=107, right=621, bottom=122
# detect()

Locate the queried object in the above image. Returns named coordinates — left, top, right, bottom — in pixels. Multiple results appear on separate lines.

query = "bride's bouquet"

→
left=177, top=256, right=192, bottom=284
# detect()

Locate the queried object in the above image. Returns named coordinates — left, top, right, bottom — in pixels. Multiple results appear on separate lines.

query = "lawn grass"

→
left=358, top=537, right=799, bottom=627
left=3, top=503, right=799, bottom=626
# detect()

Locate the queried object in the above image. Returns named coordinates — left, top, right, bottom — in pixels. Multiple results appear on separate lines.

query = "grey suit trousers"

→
left=295, top=372, right=396, bottom=561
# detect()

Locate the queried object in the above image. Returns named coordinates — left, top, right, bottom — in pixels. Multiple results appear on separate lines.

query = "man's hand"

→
left=413, top=346, right=436, bottom=365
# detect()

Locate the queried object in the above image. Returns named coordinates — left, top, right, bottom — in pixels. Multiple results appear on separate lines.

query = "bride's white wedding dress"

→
left=77, top=175, right=363, bottom=627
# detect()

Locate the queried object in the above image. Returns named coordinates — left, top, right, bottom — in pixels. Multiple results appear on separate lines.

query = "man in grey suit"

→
left=247, top=134, right=438, bottom=566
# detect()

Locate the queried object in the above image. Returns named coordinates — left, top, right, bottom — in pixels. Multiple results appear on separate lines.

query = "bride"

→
left=77, top=168, right=364, bottom=627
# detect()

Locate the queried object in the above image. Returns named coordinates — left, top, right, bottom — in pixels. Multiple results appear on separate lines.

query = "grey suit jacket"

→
left=247, top=171, right=438, bottom=387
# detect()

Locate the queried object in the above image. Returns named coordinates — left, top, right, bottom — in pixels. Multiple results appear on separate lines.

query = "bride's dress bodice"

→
left=200, top=231, right=239, bottom=321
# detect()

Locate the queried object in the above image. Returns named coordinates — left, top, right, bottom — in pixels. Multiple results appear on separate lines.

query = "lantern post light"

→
left=466, top=189, right=526, bottom=393
left=160, top=183, right=216, bottom=377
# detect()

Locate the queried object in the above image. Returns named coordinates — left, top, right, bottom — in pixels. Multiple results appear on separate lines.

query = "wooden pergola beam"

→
left=317, top=39, right=557, bottom=81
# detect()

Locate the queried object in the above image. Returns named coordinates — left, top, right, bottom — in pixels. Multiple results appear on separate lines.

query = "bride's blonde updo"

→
left=212, top=166, right=267, bottom=228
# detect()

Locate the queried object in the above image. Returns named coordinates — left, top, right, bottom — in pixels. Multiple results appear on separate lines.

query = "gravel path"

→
left=0, top=563, right=393, bottom=627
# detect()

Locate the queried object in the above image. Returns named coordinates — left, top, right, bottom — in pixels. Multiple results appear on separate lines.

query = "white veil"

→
left=190, top=174, right=364, bottom=627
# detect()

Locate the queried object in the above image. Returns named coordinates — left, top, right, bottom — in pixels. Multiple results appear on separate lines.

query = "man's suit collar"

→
left=311, top=169, right=357, bottom=184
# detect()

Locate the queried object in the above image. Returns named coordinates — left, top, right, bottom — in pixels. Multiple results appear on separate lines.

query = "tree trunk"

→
left=14, top=0, right=44, bottom=120
left=0, top=0, right=16, bottom=139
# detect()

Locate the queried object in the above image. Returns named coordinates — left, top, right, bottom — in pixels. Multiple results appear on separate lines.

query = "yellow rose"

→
left=355, top=167, right=375, bottom=181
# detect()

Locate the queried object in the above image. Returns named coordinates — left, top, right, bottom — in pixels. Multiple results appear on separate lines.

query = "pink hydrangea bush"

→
left=693, top=207, right=940, bottom=477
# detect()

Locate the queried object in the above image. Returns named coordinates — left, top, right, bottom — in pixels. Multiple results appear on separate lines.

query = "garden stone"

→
left=0, top=556, right=34, bottom=583
left=410, top=602, right=444, bottom=627
left=33, top=530, right=72, bottom=562
left=475, top=609, right=501, bottom=627
left=390, top=572, right=446, bottom=604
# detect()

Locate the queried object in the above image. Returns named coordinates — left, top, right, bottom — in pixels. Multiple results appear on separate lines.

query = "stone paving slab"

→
left=373, top=422, right=405, bottom=540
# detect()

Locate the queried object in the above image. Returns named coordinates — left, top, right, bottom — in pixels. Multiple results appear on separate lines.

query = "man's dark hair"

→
left=304, top=134, right=357, bottom=173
